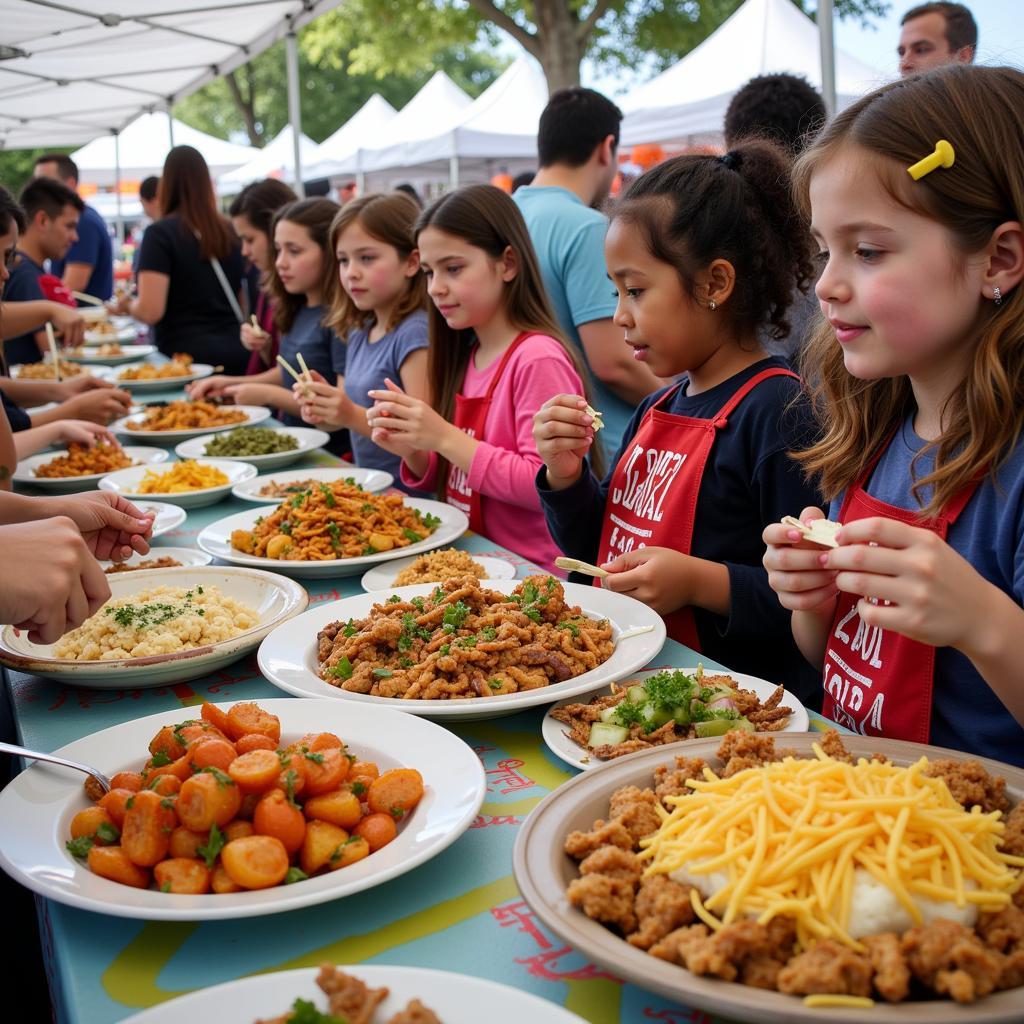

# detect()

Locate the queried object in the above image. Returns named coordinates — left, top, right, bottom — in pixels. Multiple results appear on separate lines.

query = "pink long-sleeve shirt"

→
left=401, top=333, right=584, bottom=573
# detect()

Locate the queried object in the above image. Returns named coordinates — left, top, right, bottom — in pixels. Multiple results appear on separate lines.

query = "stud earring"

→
left=994, top=286, right=1002, bottom=306
left=708, top=299, right=717, bottom=311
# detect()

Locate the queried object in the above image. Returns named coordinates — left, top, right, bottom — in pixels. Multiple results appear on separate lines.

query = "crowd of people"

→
left=1, top=2, right=1021, bottom=767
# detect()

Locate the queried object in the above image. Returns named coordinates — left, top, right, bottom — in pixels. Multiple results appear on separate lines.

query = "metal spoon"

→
left=0, top=741, right=111, bottom=793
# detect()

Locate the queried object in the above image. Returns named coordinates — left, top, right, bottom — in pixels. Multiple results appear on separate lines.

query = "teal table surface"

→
left=6, top=411, right=841, bottom=1024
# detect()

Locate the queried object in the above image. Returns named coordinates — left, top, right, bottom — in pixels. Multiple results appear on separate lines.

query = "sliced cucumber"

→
left=671, top=703, right=692, bottom=726
left=627, top=685, right=648, bottom=704
left=598, top=705, right=620, bottom=723
left=588, top=722, right=630, bottom=747
left=694, top=717, right=754, bottom=738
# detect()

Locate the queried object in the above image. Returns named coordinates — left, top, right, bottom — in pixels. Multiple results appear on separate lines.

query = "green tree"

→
left=0, top=146, right=73, bottom=198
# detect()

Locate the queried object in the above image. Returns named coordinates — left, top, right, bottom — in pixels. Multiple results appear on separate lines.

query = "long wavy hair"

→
left=792, top=65, right=1024, bottom=516
left=326, top=191, right=427, bottom=340
left=415, top=184, right=604, bottom=494
left=157, top=145, right=233, bottom=260
left=267, top=198, right=341, bottom=335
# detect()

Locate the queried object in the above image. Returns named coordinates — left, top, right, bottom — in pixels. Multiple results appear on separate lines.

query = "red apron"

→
left=446, top=332, right=531, bottom=533
left=596, top=367, right=798, bottom=649
left=822, top=450, right=981, bottom=742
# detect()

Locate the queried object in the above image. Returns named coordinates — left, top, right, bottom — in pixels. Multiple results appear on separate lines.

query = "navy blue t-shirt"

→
left=829, top=414, right=1024, bottom=766
left=3, top=253, right=47, bottom=367
left=51, top=204, right=113, bottom=301
left=0, top=388, right=31, bottom=432
left=538, top=357, right=823, bottom=707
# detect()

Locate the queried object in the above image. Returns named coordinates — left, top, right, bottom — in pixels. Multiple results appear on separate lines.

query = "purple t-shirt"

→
left=331, top=310, right=428, bottom=489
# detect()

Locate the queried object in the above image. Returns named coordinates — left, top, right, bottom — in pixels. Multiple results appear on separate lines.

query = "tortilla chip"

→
left=780, top=515, right=840, bottom=549
left=584, top=403, right=604, bottom=432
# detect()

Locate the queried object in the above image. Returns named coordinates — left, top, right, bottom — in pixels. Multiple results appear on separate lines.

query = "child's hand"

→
left=366, top=379, right=450, bottom=452
left=533, top=394, right=595, bottom=489
left=57, top=420, right=119, bottom=448
left=223, top=382, right=272, bottom=407
left=293, top=370, right=349, bottom=428
left=60, top=387, right=132, bottom=425
left=599, top=547, right=694, bottom=615
left=56, top=374, right=114, bottom=398
left=822, top=517, right=996, bottom=651
left=40, top=491, right=154, bottom=562
left=188, top=375, right=236, bottom=400
left=240, top=322, right=272, bottom=355
left=762, top=507, right=840, bottom=613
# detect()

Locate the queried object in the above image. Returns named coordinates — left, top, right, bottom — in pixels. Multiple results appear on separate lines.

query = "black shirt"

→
left=137, top=214, right=248, bottom=374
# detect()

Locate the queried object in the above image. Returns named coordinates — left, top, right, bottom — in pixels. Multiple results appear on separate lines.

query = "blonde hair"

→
left=792, top=65, right=1024, bottom=515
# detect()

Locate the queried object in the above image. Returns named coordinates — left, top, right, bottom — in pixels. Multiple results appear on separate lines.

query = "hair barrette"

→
left=720, top=151, right=742, bottom=171
left=907, top=140, right=955, bottom=181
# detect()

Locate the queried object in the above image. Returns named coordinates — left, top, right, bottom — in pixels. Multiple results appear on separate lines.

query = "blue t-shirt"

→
left=51, top=204, right=113, bottom=301
left=829, top=414, right=1024, bottom=766
left=331, top=310, right=428, bottom=491
left=0, top=388, right=30, bottom=432
left=2, top=253, right=46, bottom=366
left=512, top=186, right=628, bottom=454
left=538, top=357, right=823, bottom=706
left=280, top=304, right=348, bottom=456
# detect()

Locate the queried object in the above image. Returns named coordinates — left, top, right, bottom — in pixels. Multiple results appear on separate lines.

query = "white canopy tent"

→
left=302, top=94, right=397, bottom=182
left=216, top=124, right=320, bottom=195
left=71, top=112, right=258, bottom=187
left=620, top=0, right=883, bottom=145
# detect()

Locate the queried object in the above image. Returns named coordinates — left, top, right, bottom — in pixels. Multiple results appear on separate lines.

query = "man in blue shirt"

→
left=33, top=153, right=114, bottom=301
left=513, top=87, right=664, bottom=454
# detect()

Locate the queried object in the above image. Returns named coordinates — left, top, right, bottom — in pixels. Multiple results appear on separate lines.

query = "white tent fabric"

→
left=302, top=94, right=398, bottom=182
left=356, top=56, right=548, bottom=173
left=216, top=124, right=320, bottom=194
left=620, top=0, right=884, bottom=145
left=327, top=71, right=473, bottom=176
left=70, top=113, right=258, bottom=186
left=0, top=0, right=343, bottom=150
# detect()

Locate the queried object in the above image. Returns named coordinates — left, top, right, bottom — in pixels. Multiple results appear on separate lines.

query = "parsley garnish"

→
left=196, top=824, right=225, bottom=869
left=286, top=998, right=345, bottom=1024
left=411, top=597, right=425, bottom=612
left=285, top=867, right=309, bottom=885
left=279, top=519, right=293, bottom=535
left=66, top=835, right=94, bottom=858
left=126, top=795, right=136, bottom=810
left=440, top=644, right=450, bottom=656
left=488, top=678, right=502, bottom=691
left=387, top=594, right=401, bottom=604
left=95, top=821, right=120, bottom=844
left=361, top=502, right=375, bottom=514
left=441, top=601, right=470, bottom=633
left=196, top=766, right=235, bottom=788
left=304, top=750, right=325, bottom=764
left=342, top=619, right=357, bottom=637
left=431, top=586, right=444, bottom=603
left=150, top=751, right=171, bottom=767
left=351, top=781, right=366, bottom=797
left=399, top=656, right=414, bottom=668
left=480, top=626, right=497, bottom=641
left=420, top=511, right=441, bottom=529
left=331, top=656, right=353, bottom=680
left=327, top=521, right=342, bottom=553
left=558, top=620, right=580, bottom=637
left=283, top=770, right=300, bottom=807
left=160, top=881, right=172, bottom=893
left=372, top=667, right=393, bottom=678
left=389, top=805, right=406, bottom=820
left=402, top=528, right=422, bottom=542
left=159, top=797, right=176, bottom=810
left=319, top=483, right=336, bottom=507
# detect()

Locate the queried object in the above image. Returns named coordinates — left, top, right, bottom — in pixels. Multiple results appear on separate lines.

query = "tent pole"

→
left=449, top=155, right=459, bottom=190
left=113, top=130, right=124, bottom=247
left=285, top=31, right=305, bottom=197
left=167, top=109, right=175, bottom=148
left=818, top=0, right=837, bottom=115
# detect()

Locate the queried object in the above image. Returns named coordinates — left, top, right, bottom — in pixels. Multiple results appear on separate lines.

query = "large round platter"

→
left=84, top=324, right=137, bottom=344
left=197, top=498, right=469, bottom=579
left=0, top=698, right=485, bottom=919
left=513, top=734, right=1024, bottom=1024
left=12, top=446, right=169, bottom=492
left=134, top=500, right=187, bottom=538
left=360, top=551, right=517, bottom=591
left=119, top=965, right=588, bottom=1024
left=9, top=363, right=115, bottom=382
left=230, top=464, right=392, bottom=502
left=96, top=546, right=213, bottom=572
left=65, top=344, right=157, bottom=366
left=0, top=566, right=307, bottom=688
left=99, top=458, right=257, bottom=509
left=111, top=361, right=214, bottom=392
left=258, top=579, right=666, bottom=720
left=542, top=667, right=810, bottom=770
left=110, top=404, right=272, bottom=443
left=176, top=426, right=333, bottom=472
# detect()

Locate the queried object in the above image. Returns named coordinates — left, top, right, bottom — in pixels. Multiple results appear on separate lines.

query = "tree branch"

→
left=463, top=0, right=541, bottom=58
left=576, top=0, right=615, bottom=46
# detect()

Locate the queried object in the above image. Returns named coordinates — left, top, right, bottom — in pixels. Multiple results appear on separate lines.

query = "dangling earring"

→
left=993, top=286, right=1003, bottom=306
left=708, top=298, right=717, bottom=311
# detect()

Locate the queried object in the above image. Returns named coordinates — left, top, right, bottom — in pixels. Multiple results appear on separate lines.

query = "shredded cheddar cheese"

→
left=802, top=994, right=875, bottom=1009
left=640, top=746, right=1024, bottom=952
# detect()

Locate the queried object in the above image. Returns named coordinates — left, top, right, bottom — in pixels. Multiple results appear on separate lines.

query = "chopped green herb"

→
left=327, top=521, right=342, bottom=552
left=149, top=751, right=172, bottom=768
left=159, top=797, right=176, bottom=811
left=279, top=519, right=293, bottom=536
left=389, top=805, right=406, bottom=821
left=350, top=781, right=366, bottom=797
left=66, top=835, right=94, bottom=858
left=387, top=594, right=402, bottom=604
left=361, top=503, right=375, bottom=514
left=278, top=750, right=292, bottom=768
left=439, top=644, right=450, bottom=656
left=196, top=824, right=225, bottom=869
left=283, top=769, right=300, bottom=807
left=488, top=678, right=503, bottom=691
left=126, top=795, right=136, bottom=810
left=480, top=626, right=497, bottom=641
left=160, top=881, right=172, bottom=893
left=304, top=750, right=325, bottom=764
left=558, top=621, right=580, bottom=637
left=399, top=656, right=414, bottom=668
left=342, top=619, right=358, bottom=637
left=411, top=597, right=425, bottom=612
left=402, top=528, right=422, bottom=542
left=421, top=512, right=441, bottom=529
left=284, top=867, right=309, bottom=885
left=254, top=515, right=264, bottom=526
left=196, top=766, right=235, bottom=788
left=362, top=544, right=378, bottom=555
left=318, top=483, right=336, bottom=507
left=331, top=656, right=354, bottom=680
left=441, top=601, right=470, bottom=633
left=95, top=821, right=121, bottom=844
left=431, top=587, right=444, bottom=603
left=372, top=667, right=393, bottom=678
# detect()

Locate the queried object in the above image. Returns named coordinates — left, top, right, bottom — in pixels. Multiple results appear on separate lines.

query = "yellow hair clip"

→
left=907, top=139, right=955, bottom=181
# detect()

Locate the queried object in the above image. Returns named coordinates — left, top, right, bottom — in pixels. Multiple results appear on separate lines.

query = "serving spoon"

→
left=0, top=741, right=111, bottom=793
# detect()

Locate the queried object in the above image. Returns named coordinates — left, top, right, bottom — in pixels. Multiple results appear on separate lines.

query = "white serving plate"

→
left=119, top=966, right=588, bottom=1024
left=84, top=325, right=137, bottom=344
left=0, top=566, right=307, bottom=688
left=176, top=426, right=333, bottom=472
left=110, top=404, right=272, bottom=444
left=9, top=363, right=115, bottom=383
left=112, top=362, right=214, bottom=392
left=230, top=464, right=392, bottom=503
left=360, top=552, right=517, bottom=591
left=75, top=306, right=108, bottom=323
left=198, top=498, right=468, bottom=579
left=12, top=446, right=169, bottom=492
left=65, top=344, right=157, bottom=366
left=133, top=500, right=187, bottom=538
left=258, top=579, right=666, bottom=721
left=0, top=698, right=484, bottom=919
left=99, top=458, right=257, bottom=509
left=96, top=546, right=213, bottom=572
left=542, top=667, right=811, bottom=770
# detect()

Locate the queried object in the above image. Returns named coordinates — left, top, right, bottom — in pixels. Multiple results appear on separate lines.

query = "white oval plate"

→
left=133, top=500, right=187, bottom=538
left=0, top=566, right=308, bottom=688
left=176, top=426, right=333, bottom=471
left=75, top=306, right=108, bottom=323
left=65, top=344, right=157, bottom=365
left=361, top=552, right=517, bottom=591
left=0, top=698, right=484, bottom=919
left=112, top=362, right=214, bottom=392
left=111, top=404, right=272, bottom=444
left=258, top=579, right=666, bottom=720
left=97, top=546, right=213, bottom=572
left=99, top=458, right=257, bottom=509
left=119, top=965, right=588, bottom=1024
left=84, top=325, right=137, bottom=344
left=13, top=446, right=169, bottom=492
left=198, top=498, right=468, bottom=579
left=542, top=667, right=811, bottom=771
left=9, top=363, right=116, bottom=383
left=231, top=465, right=393, bottom=503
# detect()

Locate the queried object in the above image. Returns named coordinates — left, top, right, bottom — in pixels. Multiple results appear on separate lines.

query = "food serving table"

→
left=6, top=432, right=841, bottom=1024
